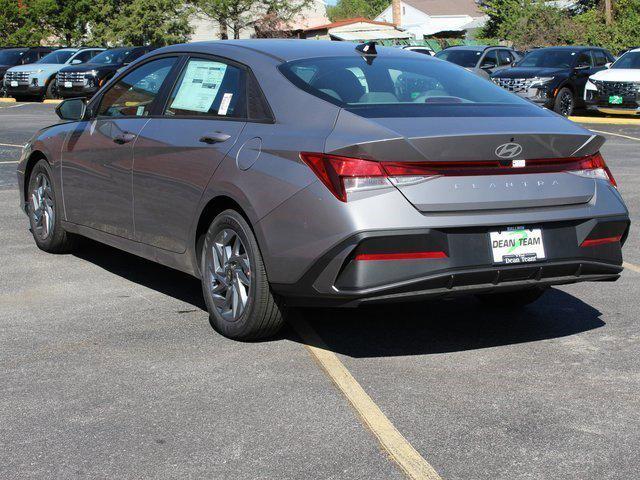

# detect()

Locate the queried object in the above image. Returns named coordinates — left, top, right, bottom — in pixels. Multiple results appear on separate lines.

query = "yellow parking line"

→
left=624, top=262, right=640, bottom=274
left=290, top=315, right=442, bottom=480
left=42, top=99, right=62, bottom=104
left=588, top=129, right=640, bottom=142
left=570, top=116, right=640, bottom=125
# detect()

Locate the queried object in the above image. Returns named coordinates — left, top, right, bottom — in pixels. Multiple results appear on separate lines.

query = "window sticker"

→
left=170, top=60, right=228, bottom=113
left=218, top=92, right=233, bottom=115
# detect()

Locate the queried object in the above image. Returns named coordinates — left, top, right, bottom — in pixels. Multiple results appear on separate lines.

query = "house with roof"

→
left=375, top=0, right=488, bottom=40
left=299, top=17, right=412, bottom=42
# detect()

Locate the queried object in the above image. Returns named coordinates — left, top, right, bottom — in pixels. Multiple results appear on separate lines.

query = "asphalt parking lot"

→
left=1, top=101, right=639, bottom=479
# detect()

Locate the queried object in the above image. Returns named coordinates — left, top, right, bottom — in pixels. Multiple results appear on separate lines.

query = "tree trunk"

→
left=219, top=18, right=228, bottom=40
left=604, top=0, right=612, bottom=26
left=233, top=21, right=241, bottom=39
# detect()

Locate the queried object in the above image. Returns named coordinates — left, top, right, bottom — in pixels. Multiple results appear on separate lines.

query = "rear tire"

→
left=201, top=209, right=284, bottom=340
left=476, top=287, right=547, bottom=308
left=553, top=87, right=574, bottom=117
left=27, top=159, right=77, bottom=253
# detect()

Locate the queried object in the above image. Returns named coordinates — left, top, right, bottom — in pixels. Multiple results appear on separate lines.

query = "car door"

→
left=61, top=56, right=180, bottom=238
left=132, top=55, right=249, bottom=253
left=572, top=51, right=594, bottom=95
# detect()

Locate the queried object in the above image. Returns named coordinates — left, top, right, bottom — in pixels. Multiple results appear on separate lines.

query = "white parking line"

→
left=290, top=315, right=443, bottom=480
left=0, top=143, right=24, bottom=148
left=624, top=262, right=640, bottom=274
left=0, top=161, right=19, bottom=164
left=589, top=129, right=640, bottom=142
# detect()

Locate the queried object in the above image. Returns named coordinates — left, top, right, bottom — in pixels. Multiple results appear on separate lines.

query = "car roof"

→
left=442, top=45, right=488, bottom=52
left=532, top=46, right=600, bottom=51
left=157, top=39, right=422, bottom=62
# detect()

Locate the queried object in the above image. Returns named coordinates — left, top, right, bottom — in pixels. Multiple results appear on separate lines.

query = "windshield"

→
left=279, top=56, right=530, bottom=117
left=516, top=50, right=577, bottom=68
left=0, top=49, right=25, bottom=65
left=36, top=50, right=75, bottom=64
left=611, top=52, right=640, bottom=69
left=434, top=49, right=481, bottom=68
left=91, top=48, right=131, bottom=65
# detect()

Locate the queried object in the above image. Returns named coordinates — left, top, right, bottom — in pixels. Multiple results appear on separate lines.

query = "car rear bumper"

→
left=272, top=216, right=629, bottom=307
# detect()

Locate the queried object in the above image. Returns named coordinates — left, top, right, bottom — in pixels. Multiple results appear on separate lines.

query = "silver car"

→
left=17, top=40, right=630, bottom=339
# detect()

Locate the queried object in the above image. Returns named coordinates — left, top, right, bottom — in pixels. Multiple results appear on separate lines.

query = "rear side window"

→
left=98, top=57, right=177, bottom=117
left=164, top=58, right=246, bottom=118
left=279, top=55, right=529, bottom=116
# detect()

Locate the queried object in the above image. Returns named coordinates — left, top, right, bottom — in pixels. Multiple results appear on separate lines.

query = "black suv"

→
left=0, top=47, right=55, bottom=97
left=56, top=46, right=155, bottom=99
left=490, top=46, right=615, bottom=116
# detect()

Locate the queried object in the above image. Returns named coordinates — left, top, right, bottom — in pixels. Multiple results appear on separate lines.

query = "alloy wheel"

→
left=559, top=91, right=574, bottom=116
left=207, top=229, right=252, bottom=322
left=30, top=173, right=55, bottom=240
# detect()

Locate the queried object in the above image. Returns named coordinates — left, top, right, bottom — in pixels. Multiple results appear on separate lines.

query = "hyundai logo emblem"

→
left=495, top=143, right=523, bottom=159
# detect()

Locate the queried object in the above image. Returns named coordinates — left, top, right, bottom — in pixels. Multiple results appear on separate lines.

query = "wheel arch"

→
left=23, top=150, right=50, bottom=200
left=193, top=195, right=254, bottom=276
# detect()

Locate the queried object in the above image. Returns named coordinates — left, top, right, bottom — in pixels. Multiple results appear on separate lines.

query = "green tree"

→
left=90, top=0, right=194, bottom=46
left=326, top=0, right=389, bottom=22
left=32, top=0, right=95, bottom=46
left=0, top=0, right=46, bottom=46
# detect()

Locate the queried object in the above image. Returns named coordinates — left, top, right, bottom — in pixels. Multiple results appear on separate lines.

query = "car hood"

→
left=590, top=68, right=640, bottom=82
left=492, top=67, right=566, bottom=79
left=324, top=109, right=605, bottom=212
left=59, top=63, right=120, bottom=74
left=7, top=63, right=64, bottom=74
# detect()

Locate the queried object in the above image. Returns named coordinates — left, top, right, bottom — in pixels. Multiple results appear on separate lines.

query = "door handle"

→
left=113, top=132, right=136, bottom=145
left=199, top=132, right=231, bottom=144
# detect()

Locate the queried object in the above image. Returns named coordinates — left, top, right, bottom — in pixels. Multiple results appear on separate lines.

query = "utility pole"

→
left=604, top=0, right=612, bottom=26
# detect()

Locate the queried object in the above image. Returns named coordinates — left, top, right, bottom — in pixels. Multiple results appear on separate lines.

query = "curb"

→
left=0, top=98, right=17, bottom=103
left=570, top=115, right=640, bottom=126
left=43, top=99, right=63, bottom=104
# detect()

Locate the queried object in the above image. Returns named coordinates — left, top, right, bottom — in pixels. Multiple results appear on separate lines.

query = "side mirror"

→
left=481, top=62, right=497, bottom=70
left=55, top=97, right=86, bottom=121
left=575, top=64, right=590, bottom=70
left=605, top=62, right=612, bottom=69
left=71, top=59, right=82, bottom=65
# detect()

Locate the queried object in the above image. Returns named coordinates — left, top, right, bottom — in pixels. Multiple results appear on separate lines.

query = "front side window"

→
left=497, top=50, right=514, bottom=66
left=611, top=52, right=640, bottom=69
left=164, top=58, right=246, bottom=118
left=36, top=50, right=76, bottom=64
left=98, top=57, right=177, bottom=117
left=592, top=50, right=608, bottom=66
left=481, top=50, right=498, bottom=67
left=0, top=49, right=25, bottom=65
left=91, top=48, right=130, bottom=65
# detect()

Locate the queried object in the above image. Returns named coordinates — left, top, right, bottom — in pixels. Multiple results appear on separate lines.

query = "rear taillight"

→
left=300, top=151, right=617, bottom=202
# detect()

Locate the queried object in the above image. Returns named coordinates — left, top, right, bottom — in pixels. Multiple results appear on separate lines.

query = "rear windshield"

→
left=611, top=52, right=640, bottom=69
left=278, top=55, right=530, bottom=116
left=37, top=50, right=75, bottom=64
left=516, top=50, right=577, bottom=68
left=434, top=49, right=481, bottom=68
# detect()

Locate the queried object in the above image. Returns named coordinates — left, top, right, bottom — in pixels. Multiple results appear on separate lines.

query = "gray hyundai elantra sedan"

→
left=17, top=40, right=630, bottom=339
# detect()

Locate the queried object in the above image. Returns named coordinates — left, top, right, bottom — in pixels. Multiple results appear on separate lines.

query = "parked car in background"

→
left=491, top=46, right=615, bottom=116
left=399, top=45, right=435, bottom=56
left=585, top=47, right=640, bottom=115
left=4, top=47, right=104, bottom=101
left=18, top=40, right=629, bottom=340
left=57, top=46, right=156, bottom=99
left=0, top=47, right=54, bottom=97
left=435, top=45, right=520, bottom=78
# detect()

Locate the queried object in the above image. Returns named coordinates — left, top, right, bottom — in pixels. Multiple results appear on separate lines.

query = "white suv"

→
left=585, top=47, right=640, bottom=115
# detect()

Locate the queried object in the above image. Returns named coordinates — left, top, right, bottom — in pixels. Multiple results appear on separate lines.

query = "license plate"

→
left=609, top=95, right=623, bottom=105
left=10, top=81, right=18, bottom=87
left=490, top=228, right=545, bottom=264
left=64, top=81, right=72, bottom=88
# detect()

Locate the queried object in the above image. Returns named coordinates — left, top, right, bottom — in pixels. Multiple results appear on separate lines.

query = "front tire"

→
left=201, top=209, right=284, bottom=340
left=27, top=160, right=77, bottom=253
left=553, top=87, right=574, bottom=117
left=476, top=287, right=547, bottom=308
left=44, top=78, right=58, bottom=100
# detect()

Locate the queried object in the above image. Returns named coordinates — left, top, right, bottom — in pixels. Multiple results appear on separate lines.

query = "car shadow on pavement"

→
left=73, top=239, right=207, bottom=311
left=72, top=240, right=605, bottom=354
left=289, top=290, right=605, bottom=358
